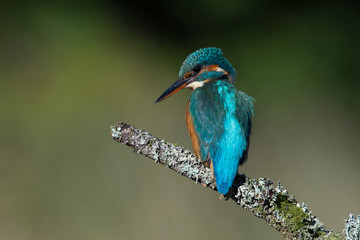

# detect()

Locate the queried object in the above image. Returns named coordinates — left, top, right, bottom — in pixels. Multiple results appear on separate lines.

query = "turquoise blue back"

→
left=189, top=80, right=254, bottom=194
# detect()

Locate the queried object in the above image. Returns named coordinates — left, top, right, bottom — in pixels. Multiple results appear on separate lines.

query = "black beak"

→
left=155, top=77, right=194, bottom=103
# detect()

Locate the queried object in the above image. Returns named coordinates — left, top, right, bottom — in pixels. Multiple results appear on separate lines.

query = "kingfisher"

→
left=155, top=47, right=254, bottom=194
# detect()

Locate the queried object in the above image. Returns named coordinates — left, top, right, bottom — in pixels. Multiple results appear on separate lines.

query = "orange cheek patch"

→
left=184, top=72, right=191, bottom=79
left=206, top=64, right=219, bottom=72
left=197, top=64, right=219, bottom=75
left=184, top=64, right=220, bottom=80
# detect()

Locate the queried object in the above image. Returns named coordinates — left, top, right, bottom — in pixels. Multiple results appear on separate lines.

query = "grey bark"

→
left=110, top=122, right=359, bottom=240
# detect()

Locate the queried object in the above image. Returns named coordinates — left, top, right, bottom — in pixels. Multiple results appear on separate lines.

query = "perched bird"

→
left=155, top=47, right=254, bottom=194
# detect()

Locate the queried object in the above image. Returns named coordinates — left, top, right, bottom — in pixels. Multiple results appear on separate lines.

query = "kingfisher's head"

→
left=155, top=47, right=236, bottom=103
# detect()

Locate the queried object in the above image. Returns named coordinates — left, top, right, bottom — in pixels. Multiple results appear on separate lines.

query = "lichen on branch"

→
left=110, top=122, right=359, bottom=240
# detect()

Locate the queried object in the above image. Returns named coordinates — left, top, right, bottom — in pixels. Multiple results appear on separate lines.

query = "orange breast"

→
left=185, top=99, right=201, bottom=160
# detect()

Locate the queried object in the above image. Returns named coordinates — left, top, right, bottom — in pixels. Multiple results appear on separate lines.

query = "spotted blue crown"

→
left=179, top=47, right=237, bottom=82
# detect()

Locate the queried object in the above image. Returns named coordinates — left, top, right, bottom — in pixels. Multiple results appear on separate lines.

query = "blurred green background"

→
left=1, top=1, right=360, bottom=239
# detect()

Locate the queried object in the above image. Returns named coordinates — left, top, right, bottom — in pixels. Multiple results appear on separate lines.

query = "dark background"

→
left=1, top=1, right=360, bottom=239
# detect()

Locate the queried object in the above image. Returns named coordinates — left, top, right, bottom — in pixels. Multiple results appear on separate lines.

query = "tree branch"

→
left=110, top=122, right=359, bottom=240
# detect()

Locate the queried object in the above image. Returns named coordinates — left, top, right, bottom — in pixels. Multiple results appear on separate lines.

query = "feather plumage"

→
left=187, top=80, right=254, bottom=194
left=156, top=47, right=255, bottom=194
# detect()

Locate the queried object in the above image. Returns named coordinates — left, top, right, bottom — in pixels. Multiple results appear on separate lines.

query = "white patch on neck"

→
left=186, top=79, right=212, bottom=90
left=216, top=66, right=225, bottom=72
left=186, top=81, right=204, bottom=90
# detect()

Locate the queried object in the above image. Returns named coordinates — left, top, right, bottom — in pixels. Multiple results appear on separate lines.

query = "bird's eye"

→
left=188, top=65, right=202, bottom=77
left=192, top=65, right=201, bottom=73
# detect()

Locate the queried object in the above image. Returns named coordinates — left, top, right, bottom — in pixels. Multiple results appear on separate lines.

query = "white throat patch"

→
left=186, top=81, right=204, bottom=90
left=216, top=66, right=225, bottom=72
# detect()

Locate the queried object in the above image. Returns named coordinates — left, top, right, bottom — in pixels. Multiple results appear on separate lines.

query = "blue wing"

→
left=188, top=81, right=254, bottom=194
